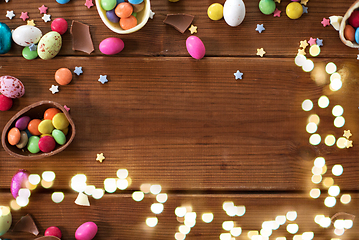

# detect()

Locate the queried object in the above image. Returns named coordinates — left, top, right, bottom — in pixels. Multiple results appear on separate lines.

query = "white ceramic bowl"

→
left=95, top=0, right=151, bottom=34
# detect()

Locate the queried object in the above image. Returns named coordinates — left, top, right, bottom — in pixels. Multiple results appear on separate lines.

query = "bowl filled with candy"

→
left=1, top=100, right=75, bottom=159
left=340, top=0, right=359, bottom=48
left=95, top=0, right=151, bottom=34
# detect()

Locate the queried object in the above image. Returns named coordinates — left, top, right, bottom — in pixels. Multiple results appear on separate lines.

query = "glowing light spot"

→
left=104, top=178, right=117, bottom=193
left=309, top=45, right=320, bottom=57
left=302, top=59, right=314, bottom=72
left=332, top=164, right=343, bottom=176
left=293, top=235, right=303, bottom=240
left=334, top=228, right=344, bottom=236
left=314, top=157, right=325, bottom=168
left=10, top=199, right=21, bottom=211
left=156, top=193, right=168, bottom=203
left=202, top=213, right=214, bottom=223
left=175, top=207, right=187, bottom=217
left=275, top=215, right=286, bottom=225
left=328, top=185, right=340, bottom=197
left=140, top=184, right=151, bottom=193
left=236, top=205, right=246, bottom=216
left=151, top=203, right=164, bottom=214
left=332, top=105, right=344, bottom=117
left=326, top=62, right=337, bottom=74
left=295, top=54, right=307, bottom=66
left=41, top=179, right=53, bottom=189
left=184, top=219, right=196, bottom=228
left=306, top=122, right=317, bottom=134
left=318, top=96, right=329, bottom=108
left=175, top=232, right=186, bottom=240
left=71, top=174, right=87, bottom=192
left=308, top=114, right=320, bottom=125
left=42, top=171, right=55, bottom=182
left=309, top=134, right=321, bottom=145
left=117, top=179, right=129, bottom=190
left=344, top=219, right=353, bottom=229
left=286, top=211, right=297, bottom=221
left=325, top=135, right=336, bottom=146
left=185, top=212, right=197, bottom=222
left=231, top=227, right=242, bottom=237
left=330, top=72, right=341, bottom=82
left=322, top=177, right=334, bottom=188
left=51, top=192, right=64, bottom=203
left=302, top=232, right=314, bottom=240
left=84, top=185, right=95, bottom=195
left=321, top=165, right=327, bottom=175
left=18, top=188, right=31, bottom=198
left=72, top=174, right=87, bottom=183
left=329, top=79, right=342, bottom=91
left=132, top=191, right=144, bottom=202
left=302, top=99, right=313, bottom=111
left=150, top=184, right=162, bottom=195
left=324, top=196, right=336, bottom=208
left=247, top=231, right=259, bottom=239
left=222, top=221, right=234, bottom=231
left=286, top=224, right=299, bottom=234
left=309, top=188, right=321, bottom=198
left=334, top=219, right=344, bottom=229
left=28, top=174, right=41, bottom=185
left=225, top=205, right=237, bottom=217
left=311, top=175, right=322, bottom=184
left=315, top=215, right=324, bottom=224
left=260, top=228, right=272, bottom=237
left=220, top=233, right=232, bottom=240
left=336, top=137, right=347, bottom=149
left=146, top=217, right=158, bottom=227
left=92, top=188, right=104, bottom=199
left=276, top=238, right=286, bottom=240
left=116, top=169, right=128, bottom=179
left=312, top=166, right=322, bottom=175
left=179, top=225, right=190, bottom=235
left=222, top=201, right=234, bottom=211
left=16, top=196, right=29, bottom=207
left=334, top=116, right=345, bottom=128
left=340, top=194, right=351, bottom=204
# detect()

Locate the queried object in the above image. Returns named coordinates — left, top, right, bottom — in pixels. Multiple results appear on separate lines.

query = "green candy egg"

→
left=37, top=31, right=62, bottom=60
left=259, top=0, right=276, bottom=15
left=27, top=136, right=40, bottom=153
left=22, top=46, right=38, bottom=60
left=101, top=0, right=116, bottom=11
left=0, top=206, right=12, bottom=236
left=52, top=129, right=66, bottom=145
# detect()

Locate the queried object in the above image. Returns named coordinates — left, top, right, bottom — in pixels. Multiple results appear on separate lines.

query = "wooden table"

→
left=1, top=0, right=358, bottom=239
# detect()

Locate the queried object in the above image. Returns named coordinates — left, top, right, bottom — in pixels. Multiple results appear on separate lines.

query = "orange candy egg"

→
left=115, top=2, right=133, bottom=18
left=27, top=119, right=42, bottom=135
left=44, top=108, right=61, bottom=120
left=8, top=127, right=21, bottom=145
left=55, top=68, right=72, bottom=85
left=120, top=15, right=138, bottom=30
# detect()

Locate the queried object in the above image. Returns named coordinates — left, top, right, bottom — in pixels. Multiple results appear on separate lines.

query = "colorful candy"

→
left=207, top=3, right=223, bottom=21
left=0, top=94, right=13, bottom=111
left=37, top=31, right=62, bottom=60
left=344, top=24, right=355, bottom=42
left=38, top=135, right=56, bottom=152
left=28, top=119, right=42, bottom=135
left=120, top=15, right=137, bottom=30
left=51, top=18, right=68, bottom=35
left=55, top=68, right=73, bottom=85
left=258, top=0, right=276, bottom=15
left=75, top=222, right=98, bottom=240
left=52, top=113, right=69, bottom=130
left=0, top=75, right=25, bottom=99
left=286, top=2, right=303, bottom=20
left=0, top=206, right=11, bottom=236
left=16, top=131, right=28, bottom=149
left=186, top=36, right=206, bottom=60
left=12, top=25, right=42, bottom=47
left=22, top=46, right=39, bottom=60
left=44, top=108, right=61, bottom=120
left=99, top=37, right=124, bottom=55
left=8, top=127, right=21, bottom=145
left=0, top=23, right=12, bottom=54
left=27, top=136, right=40, bottom=153
left=10, top=169, right=29, bottom=199
left=45, top=226, right=62, bottom=238
left=223, top=0, right=246, bottom=27
left=115, top=2, right=133, bottom=18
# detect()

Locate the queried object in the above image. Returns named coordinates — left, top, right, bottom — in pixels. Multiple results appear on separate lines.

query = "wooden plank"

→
left=0, top=0, right=357, bottom=58
left=1, top=57, right=358, bottom=190
left=0, top=193, right=357, bottom=239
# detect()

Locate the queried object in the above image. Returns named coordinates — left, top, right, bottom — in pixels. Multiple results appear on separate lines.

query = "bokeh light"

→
left=302, top=99, right=313, bottom=111
left=332, top=164, right=343, bottom=176
left=202, top=213, right=214, bottom=223
left=51, top=192, right=64, bottom=203
left=132, top=191, right=145, bottom=202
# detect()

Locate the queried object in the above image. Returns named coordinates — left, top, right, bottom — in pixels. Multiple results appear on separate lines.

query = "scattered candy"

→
left=316, top=38, right=323, bottom=47
left=0, top=94, right=13, bottom=111
left=259, top=0, right=276, bottom=15
left=12, top=25, right=42, bottom=47
left=186, top=36, right=205, bottom=59
left=302, top=5, right=308, bottom=14
left=255, top=24, right=265, bottom=33
left=27, top=20, right=36, bottom=26
left=256, top=48, right=266, bottom=57
left=300, top=40, right=308, bottom=49
left=286, top=2, right=303, bottom=20
left=45, top=226, right=62, bottom=238
left=55, top=68, right=73, bottom=85
left=51, top=18, right=68, bottom=35
left=308, top=37, right=316, bottom=46
left=273, top=8, right=281, bottom=17
left=75, top=222, right=98, bottom=240
left=49, top=85, right=59, bottom=94
left=223, top=0, right=246, bottom=27
left=207, top=3, right=223, bottom=21
left=321, top=18, right=330, bottom=27
left=0, top=23, right=12, bottom=54
left=6, top=10, right=15, bottom=19
left=64, top=105, right=70, bottom=112
left=56, top=0, right=71, bottom=4
left=42, top=14, right=52, bottom=22
left=38, top=31, right=62, bottom=60
left=98, top=75, right=108, bottom=84
left=343, top=130, right=352, bottom=139
left=99, top=37, right=124, bottom=55
left=301, top=0, right=308, bottom=5
left=74, top=66, right=83, bottom=75
left=0, top=75, right=25, bottom=99
left=96, top=153, right=105, bottom=162
left=20, top=12, right=29, bottom=21
left=85, top=0, right=94, bottom=8
left=188, top=25, right=197, bottom=34
left=22, top=45, right=38, bottom=59
left=10, top=169, right=29, bottom=199
left=39, top=5, right=48, bottom=14
left=234, top=70, right=243, bottom=80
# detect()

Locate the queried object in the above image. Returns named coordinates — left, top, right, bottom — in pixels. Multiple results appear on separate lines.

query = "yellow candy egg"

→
left=38, top=119, right=54, bottom=134
left=52, top=113, right=69, bottom=130
left=0, top=206, right=12, bottom=236
left=286, top=2, right=303, bottom=20
left=208, top=3, right=224, bottom=21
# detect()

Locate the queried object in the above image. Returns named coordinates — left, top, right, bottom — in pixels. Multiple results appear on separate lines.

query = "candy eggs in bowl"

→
left=339, top=0, right=359, bottom=48
left=95, top=0, right=151, bottom=34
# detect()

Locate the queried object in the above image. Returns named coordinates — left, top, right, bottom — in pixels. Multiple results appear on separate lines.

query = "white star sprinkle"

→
left=6, top=10, right=15, bottom=19
left=49, top=85, right=59, bottom=94
left=42, top=13, right=51, bottom=22
left=74, top=66, right=83, bottom=76
left=5, top=0, right=10, bottom=2
left=98, top=75, right=108, bottom=84
left=149, top=10, right=155, bottom=19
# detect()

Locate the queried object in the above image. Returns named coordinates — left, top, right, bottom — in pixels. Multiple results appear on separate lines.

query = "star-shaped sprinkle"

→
left=321, top=18, right=330, bottom=27
left=6, top=10, right=15, bottom=19
left=29, top=44, right=37, bottom=51
left=49, top=85, right=59, bottom=94
left=274, top=8, right=281, bottom=17
left=42, top=13, right=51, bottom=22
left=74, top=66, right=83, bottom=76
left=38, top=5, right=48, bottom=14
left=5, top=0, right=9, bottom=2
left=85, top=0, right=93, bottom=9
left=234, top=70, right=243, bottom=80
left=64, top=105, right=70, bottom=112
left=96, top=153, right=105, bottom=162
left=302, top=5, right=308, bottom=14
left=98, top=75, right=108, bottom=84
left=149, top=10, right=155, bottom=19
left=343, top=130, right=352, bottom=139
left=298, top=48, right=306, bottom=55
left=255, top=24, right=265, bottom=33
left=301, top=0, right=308, bottom=5
left=316, top=38, right=323, bottom=47
left=274, top=0, right=281, bottom=2
left=300, top=40, right=308, bottom=49
left=20, top=12, right=29, bottom=21
left=346, top=140, right=353, bottom=148
left=256, top=48, right=266, bottom=57
left=27, top=19, right=35, bottom=26
left=189, top=25, right=197, bottom=34
left=357, top=54, right=359, bottom=60
left=308, top=37, right=316, bottom=46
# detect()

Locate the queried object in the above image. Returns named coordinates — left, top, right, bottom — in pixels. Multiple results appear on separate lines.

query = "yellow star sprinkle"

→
left=96, top=153, right=105, bottom=163
left=189, top=25, right=197, bottom=34
left=298, top=48, right=306, bottom=56
left=301, top=0, right=309, bottom=5
left=274, top=0, right=281, bottom=2
left=27, top=20, right=35, bottom=26
left=300, top=40, right=308, bottom=49
left=343, top=130, right=352, bottom=139
left=346, top=140, right=353, bottom=148
left=256, top=48, right=266, bottom=57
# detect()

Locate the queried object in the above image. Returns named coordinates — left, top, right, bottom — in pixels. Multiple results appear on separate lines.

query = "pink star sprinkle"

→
left=274, top=8, right=281, bottom=17
left=64, top=105, right=70, bottom=112
left=38, top=5, right=48, bottom=14
left=20, top=12, right=29, bottom=21
left=321, top=18, right=330, bottom=27
left=308, top=37, right=317, bottom=46
left=85, top=0, right=94, bottom=8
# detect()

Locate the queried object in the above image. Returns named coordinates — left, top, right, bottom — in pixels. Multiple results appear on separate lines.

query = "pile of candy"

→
left=0, top=75, right=25, bottom=111
left=344, top=9, right=359, bottom=43
left=101, top=0, right=146, bottom=30
left=7, top=108, right=69, bottom=153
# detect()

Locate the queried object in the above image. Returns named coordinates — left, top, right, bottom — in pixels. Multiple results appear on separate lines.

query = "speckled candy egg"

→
left=0, top=75, right=25, bottom=98
left=223, top=0, right=246, bottom=27
left=37, top=31, right=62, bottom=60
left=12, top=25, right=42, bottom=47
left=0, top=206, right=12, bottom=236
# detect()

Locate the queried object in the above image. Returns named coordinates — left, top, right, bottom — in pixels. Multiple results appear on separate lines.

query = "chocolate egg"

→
left=0, top=75, right=25, bottom=99
left=37, top=31, right=62, bottom=60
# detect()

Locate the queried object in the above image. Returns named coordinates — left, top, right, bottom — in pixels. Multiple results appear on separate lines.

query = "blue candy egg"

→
left=355, top=27, right=359, bottom=44
left=117, top=0, right=125, bottom=3
left=0, top=22, right=12, bottom=54
left=56, top=0, right=70, bottom=4
left=106, top=9, right=120, bottom=23
left=128, top=0, right=143, bottom=4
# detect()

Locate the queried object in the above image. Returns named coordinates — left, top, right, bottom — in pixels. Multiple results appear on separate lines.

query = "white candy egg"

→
left=223, top=0, right=246, bottom=27
left=12, top=25, right=42, bottom=47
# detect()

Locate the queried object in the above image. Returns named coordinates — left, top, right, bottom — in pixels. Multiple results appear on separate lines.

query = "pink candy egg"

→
left=38, top=136, right=56, bottom=153
left=99, top=37, right=124, bottom=55
left=11, top=169, right=29, bottom=199
left=45, top=226, right=62, bottom=238
left=0, top=75, right=25, bottom=98
left=0, top=94, right=12, bottom=111
left=186, top=36, right=205, bottom=60
left=51, top=18, right=68, bottom=35
left=75, top=222, right=98, bottom=240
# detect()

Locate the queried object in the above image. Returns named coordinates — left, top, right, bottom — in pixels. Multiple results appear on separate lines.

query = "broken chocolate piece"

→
left=70, top=20, right=95, bottom=54
left=13, top=214, right=39, bottom=236
left=163, top=13, right=194, bottom=33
